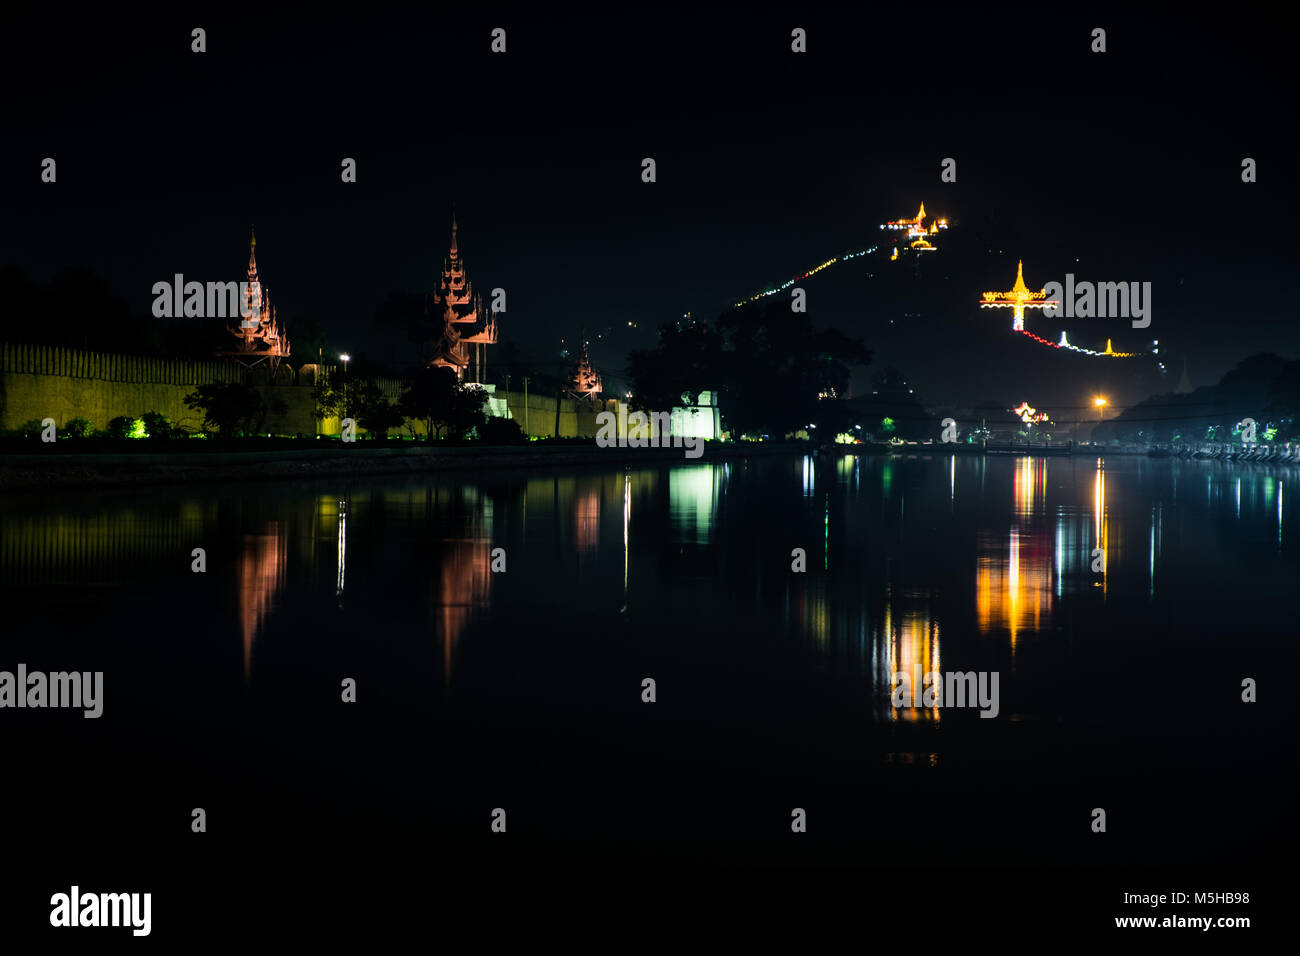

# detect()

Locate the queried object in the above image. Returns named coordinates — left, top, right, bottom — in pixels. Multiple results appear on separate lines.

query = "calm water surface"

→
left=3, top=453, right=1294, bottom=886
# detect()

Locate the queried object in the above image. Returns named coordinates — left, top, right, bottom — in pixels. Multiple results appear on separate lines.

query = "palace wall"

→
left=0, top=343, right=657, bottom=440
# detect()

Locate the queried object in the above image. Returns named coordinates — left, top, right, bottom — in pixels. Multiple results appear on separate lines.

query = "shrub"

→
left=476, top=416, right=527, bottom=444
left=141, top=411, right=177, bottom=439
left=106, top=415, right=146, bottom=439
left=62, top=417, right=95, bottom=439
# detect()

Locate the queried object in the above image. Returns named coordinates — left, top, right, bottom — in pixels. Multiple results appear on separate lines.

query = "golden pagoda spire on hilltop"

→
left=980, top=259, right=1058, bottom=331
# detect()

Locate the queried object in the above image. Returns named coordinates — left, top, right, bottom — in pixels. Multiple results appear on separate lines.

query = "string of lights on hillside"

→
left=732, top=247, right=877, bottom=308
left=1016, top=328, right=1145, bottom=358
left=733, top=204, right=953, bottom=307
left=729, top=209, right=1155, bottom=365
left=982, top=260, right=1151, bottom=360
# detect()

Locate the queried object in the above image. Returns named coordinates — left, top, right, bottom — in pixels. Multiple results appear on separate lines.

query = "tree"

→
left=314, top=373, right=402, bottom=437
left=185, top=382, right=282, bottom=438
left=141, top=411, right=180, bottom=440
left=627, top=321, right=726, bottom=411
left=627, top=302, right=873, bottom=438
left=477, top=416, right=527, bottom=443
left=448, top=382, right=490, bottom=438
left=353, top=380, right=406, bottom=438
left=62, top=416, right=96, bottom=439
left=398, top=366, right=489, bottom=439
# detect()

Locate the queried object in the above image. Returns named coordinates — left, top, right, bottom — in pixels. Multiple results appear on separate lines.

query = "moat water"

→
left=2, top=453, right=1293, bottom=916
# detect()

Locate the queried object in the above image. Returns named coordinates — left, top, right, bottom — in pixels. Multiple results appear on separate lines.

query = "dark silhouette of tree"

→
left=398, top=366, right=489, bottom=438
left=627, top=301, right=872, bottom=437
left=184, top=382, right=283, bottom=438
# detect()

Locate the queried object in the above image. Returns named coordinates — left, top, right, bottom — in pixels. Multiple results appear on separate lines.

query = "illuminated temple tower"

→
left=979, top=260, right=1058, bottom=332
left=566, top=328, right=603, bottom=401
left=429, top=216, right=499, bottom=382
left=882, top=202, right=947, bottom=254
left=217, top=228, right=290, bottom=374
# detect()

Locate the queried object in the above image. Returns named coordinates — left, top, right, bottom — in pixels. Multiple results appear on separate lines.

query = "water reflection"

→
left=2, top=454, right=1296, bottom=715
left=336, top=497, right=348, bottom=602
left=431, top=535, right=492, bottom=687
left=669, top=464, right=723, bottom=544
left=238, top=524, right=287, bottom=681
left=881, top=586, right=942, bottom=723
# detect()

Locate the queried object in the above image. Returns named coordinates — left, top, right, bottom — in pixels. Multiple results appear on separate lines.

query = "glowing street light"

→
left=1094, top=396, right=1108, bottom=423
left=339, top=354, right=352, bottom=419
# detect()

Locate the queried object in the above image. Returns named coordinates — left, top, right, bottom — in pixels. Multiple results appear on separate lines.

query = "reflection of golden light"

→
left=1094, top=460, right=1108, bottom=594
left=883, top=589, right=941, bottom=722
left=1013, top=456, right=1048, bottom=517
left=574, top=487, right=600, bottom=557
left=238, top=524, right=286, bottom=682
left=975, top=528, right=1052, bottom=655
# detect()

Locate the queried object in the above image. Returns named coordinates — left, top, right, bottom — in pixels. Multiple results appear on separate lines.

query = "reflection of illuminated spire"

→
left=238, top=524, right=286, bottom=683
left=427, top=489, right=494, bottom=687
left=574, top=486, right=600, bottom=556
left=974, top=461, right=1054, bottom=657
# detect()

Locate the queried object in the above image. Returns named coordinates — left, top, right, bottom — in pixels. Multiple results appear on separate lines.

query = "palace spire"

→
left=566, top=327, right=603, bottom=400
left=216, top=227, right=290, bottom=375
left=429, top=214, right=499, bottom=382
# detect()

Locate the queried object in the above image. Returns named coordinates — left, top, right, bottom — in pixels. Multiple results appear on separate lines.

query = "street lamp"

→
left=339, top=354, right=351, bottom=419
left=1094, top=396, right=1108, bottom=429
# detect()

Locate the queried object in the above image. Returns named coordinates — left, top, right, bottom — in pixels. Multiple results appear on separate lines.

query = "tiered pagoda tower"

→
left=429, top=216, right=498, bottom=382
left=566, top=327, right=603, bottom=401
left=217, top=228, right=290, bottom=374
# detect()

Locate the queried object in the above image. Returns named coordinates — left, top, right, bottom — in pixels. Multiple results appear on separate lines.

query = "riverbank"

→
left=0, top=441, right=809, bottom=492
left=7, top=438, right=1299, bottom=493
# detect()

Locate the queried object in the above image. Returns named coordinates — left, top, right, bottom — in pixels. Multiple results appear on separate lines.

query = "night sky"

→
left=3, top=6, right=1294, bottom=408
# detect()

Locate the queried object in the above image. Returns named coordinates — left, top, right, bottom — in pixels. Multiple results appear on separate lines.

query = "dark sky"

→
left=2, top=6, right=1295, bottom=407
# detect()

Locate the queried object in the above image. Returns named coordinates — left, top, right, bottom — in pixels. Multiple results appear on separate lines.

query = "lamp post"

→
left=340, top=353, right=351, bottom=421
